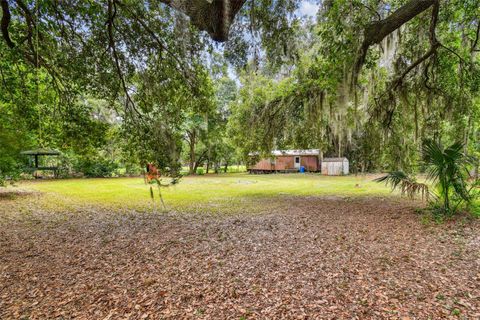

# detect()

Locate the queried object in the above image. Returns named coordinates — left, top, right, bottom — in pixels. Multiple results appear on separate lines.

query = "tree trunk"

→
left=193, top=150, right=208, bottom=174
left=0, top=0, right=15, bottom=48
left=464, top=115, right=471, bottom=155
left=158, top=0, right=246, bottom=41
left=337, top=136, right=342, bottom=157
left=193, top=161, right=199, bottom=174
left=188, top=131, right=196, bottom=175
left=414, top=96, right=419, bottom=143
left=224, top=162, right=228, bottom=173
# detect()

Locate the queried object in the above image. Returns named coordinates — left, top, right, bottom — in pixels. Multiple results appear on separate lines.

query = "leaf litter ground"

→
left=1, top=193, right=479, bottom=319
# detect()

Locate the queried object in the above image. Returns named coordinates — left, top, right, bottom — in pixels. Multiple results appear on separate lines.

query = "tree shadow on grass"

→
left=0, top=188, right=38, bottom=200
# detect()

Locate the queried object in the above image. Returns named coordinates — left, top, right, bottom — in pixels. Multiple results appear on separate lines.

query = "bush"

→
left=0, top=156, right=21, bottom=186
left=196, top=167, right=204, bottom=175
left=76, top=157, right=118, bottom=178
left=56, top=153, right=78, bottom=178
left=470, top=202, right=480, bottom=217
left=227, top=165, right=246, bottom=173
left=124, top=163, right=143, bottom=176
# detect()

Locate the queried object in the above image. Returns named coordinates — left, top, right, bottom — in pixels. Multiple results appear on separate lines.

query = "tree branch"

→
left=392, top=43, right=440, bottom=90
left=352, top=1, right=381, bottom=21
left=195, top=149, right=209, bottom=166
left=387, top=1, right=440, bottom=93
left=0, top=0, right=15, bottom=48
left=353, top=0, right=435, bottom=86
left=371, top=1, right=441, bottom=128
left=106, top=0, right=141, bottom=118
left=15, top=0, right=44, bottom=68
left=114, top=0, right=193, bottom=86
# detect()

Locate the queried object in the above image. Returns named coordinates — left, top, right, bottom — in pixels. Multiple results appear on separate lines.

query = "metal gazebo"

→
left=21, top=149, right=61, bottom=178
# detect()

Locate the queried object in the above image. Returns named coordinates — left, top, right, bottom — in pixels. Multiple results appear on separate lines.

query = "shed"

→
left=248, top=149, right=320, bottom=173
left=321, top=157, right=349, bottom=175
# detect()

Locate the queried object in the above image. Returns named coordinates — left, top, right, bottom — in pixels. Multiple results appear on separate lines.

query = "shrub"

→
left=56, top=153, right=78, bottom=178
left=124, top=163, right=143, bottom=176
left=76, top=157, right=119, bottom=178
left=0, top=156, right=21, bottom=186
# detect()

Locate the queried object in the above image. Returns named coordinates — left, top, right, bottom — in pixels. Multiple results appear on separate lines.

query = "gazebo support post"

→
left=34, top=155, right=38, bottom=179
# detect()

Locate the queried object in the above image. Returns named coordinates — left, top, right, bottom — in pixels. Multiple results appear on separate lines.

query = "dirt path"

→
left=1, top=197, right=479, bottom=319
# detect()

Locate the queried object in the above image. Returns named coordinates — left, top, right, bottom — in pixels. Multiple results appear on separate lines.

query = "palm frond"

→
left=422, top=140, right=445, bottom=182
left=374, top=171, right=409, bottom=188
left=375, top=171, right=429, bottom=201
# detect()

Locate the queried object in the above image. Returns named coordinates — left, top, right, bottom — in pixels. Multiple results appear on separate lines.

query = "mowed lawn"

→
left=21, top=173, right=394, bottom=212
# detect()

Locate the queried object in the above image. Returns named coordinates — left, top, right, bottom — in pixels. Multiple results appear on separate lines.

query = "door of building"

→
left=294, top=156, right=300, bottom=169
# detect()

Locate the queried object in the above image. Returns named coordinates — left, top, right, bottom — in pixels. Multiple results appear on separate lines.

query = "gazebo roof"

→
left=21, top=148, right=61, bottom=156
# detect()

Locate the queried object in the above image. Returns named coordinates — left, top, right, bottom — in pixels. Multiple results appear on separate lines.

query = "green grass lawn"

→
left=18, top=173, right=396, bottom=213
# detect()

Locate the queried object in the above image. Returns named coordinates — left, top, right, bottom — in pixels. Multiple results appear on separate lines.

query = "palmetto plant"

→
left=422, top=140, right=473, bottom=213
left=376, top=140, right=476, bottom=214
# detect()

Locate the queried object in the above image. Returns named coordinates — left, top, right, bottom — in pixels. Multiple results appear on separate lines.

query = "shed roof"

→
left=21, top=148, right=61, bottom=156
left=322, top=157, right=348, bottom=162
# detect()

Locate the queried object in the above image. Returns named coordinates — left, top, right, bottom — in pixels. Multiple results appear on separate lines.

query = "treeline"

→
left=0, top=2, right=241, bottom=183
left=227, top=2, right=480, bottom=174
left=1, top=1, right=479, bottom=184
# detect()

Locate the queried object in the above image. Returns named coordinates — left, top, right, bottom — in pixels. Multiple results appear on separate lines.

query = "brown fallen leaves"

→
left=0, top=196, right=479, bottom=319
